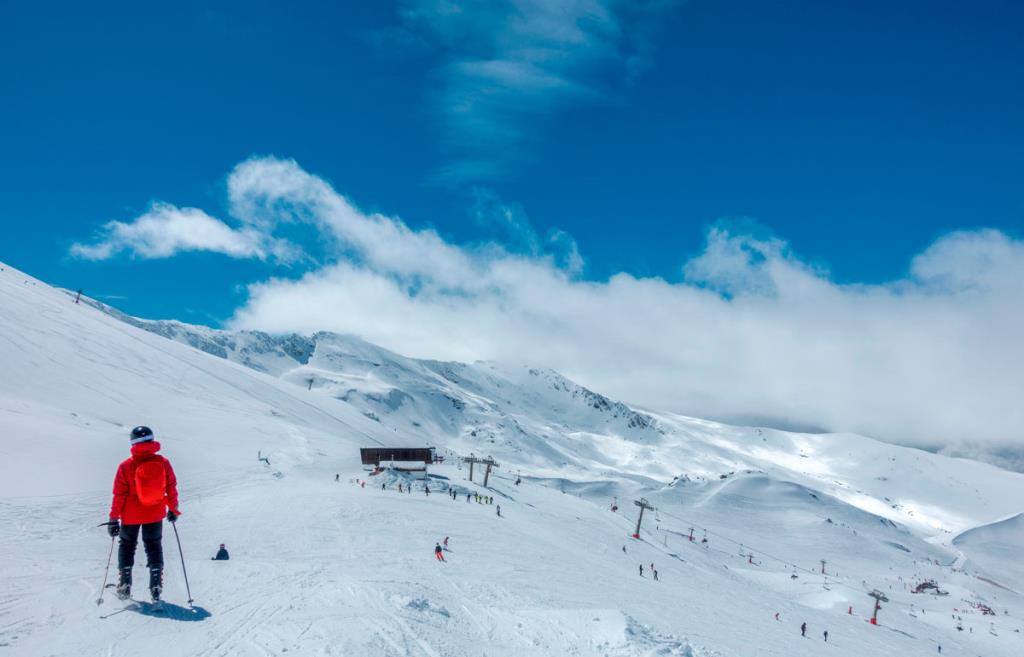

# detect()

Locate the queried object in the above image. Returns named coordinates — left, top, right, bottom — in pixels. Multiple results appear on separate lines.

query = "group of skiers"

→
left=103, top=426, right=227, bottom=604
left=368, top=479, right=502, bottom=508
left=638, top=563, right=659, bottom=581
left=468, top=492, right=494, bottom=505
left=371, top=477, right=503, bottom=510
left=351, top=473, right=505, bottom=562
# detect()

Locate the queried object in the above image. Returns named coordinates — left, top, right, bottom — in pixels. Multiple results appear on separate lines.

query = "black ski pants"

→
left=118, top=521, right=163, bottom=570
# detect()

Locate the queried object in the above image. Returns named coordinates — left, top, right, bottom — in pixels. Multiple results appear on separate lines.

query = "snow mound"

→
left=954, top=513, right=1024, bottom=588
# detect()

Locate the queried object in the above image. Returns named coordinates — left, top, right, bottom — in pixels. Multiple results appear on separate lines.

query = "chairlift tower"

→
left=481, top=456, right=499, bottom=487
left=463, top=454, right=500, bottom=487
left=869, top=590, right=888, bottom=625
left=632, top=498, right=655, bottom=539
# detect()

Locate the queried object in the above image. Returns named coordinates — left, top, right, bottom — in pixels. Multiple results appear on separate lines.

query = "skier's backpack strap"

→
left=134, top=459, right=167, bottom=506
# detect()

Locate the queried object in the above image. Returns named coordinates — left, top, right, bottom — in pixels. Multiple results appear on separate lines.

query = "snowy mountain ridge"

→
left=1, top=260, right=1023, bottom=657
left=75, top=294, right=666, bottom=465
left=78, top=291, right=1020, bottom=538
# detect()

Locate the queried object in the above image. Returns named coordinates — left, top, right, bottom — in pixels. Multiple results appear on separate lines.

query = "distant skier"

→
left=496, top=505, right=501, bottom=517
left=466, top=493, right=471, bottom=502
left=443, top=536, right=449, bottom=550
left=639, top=564, right=644, bottom=577
left=622, top=545, right=626, bottom=553
left=106, top=426, right=180, bottom=602
left=800, top=622, right=807, bottom=637
left=398, top=483, right=403, bottom=493
left=435, top=543, right=445, bottom=562
left=382, top=482, right=386, bottom=491
left=335, top=474, right=339, bottom=482
left=823, top=630, right=828, bottom=642
left=424, top=485, right=430, bottom=496
left=212, top=543, right=230, bottom=560
left=774, top=612, right=780, bottom=621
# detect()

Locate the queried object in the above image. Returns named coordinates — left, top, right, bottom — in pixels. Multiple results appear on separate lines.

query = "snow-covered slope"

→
left=2, top=260, right=1023, bottom=657
left=954, top=513, right=1024, bottom=591
left=90, top=299, right=1024, bottom=538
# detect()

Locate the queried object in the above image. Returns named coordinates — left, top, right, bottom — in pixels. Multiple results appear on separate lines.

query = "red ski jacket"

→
left=108, top=441, right=180, bottom=525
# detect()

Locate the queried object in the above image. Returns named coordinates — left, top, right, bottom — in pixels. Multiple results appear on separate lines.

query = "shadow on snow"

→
left=131, top=601, right=212, bottom=621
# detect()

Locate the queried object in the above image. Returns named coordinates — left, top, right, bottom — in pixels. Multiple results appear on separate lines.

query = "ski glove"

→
left=107, top=521, right=120, bottom=538
left=167, top=510, right=179, bottom=523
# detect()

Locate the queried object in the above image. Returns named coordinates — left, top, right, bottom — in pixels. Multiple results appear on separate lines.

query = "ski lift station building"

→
left=360, top=447, right=435, bottom=471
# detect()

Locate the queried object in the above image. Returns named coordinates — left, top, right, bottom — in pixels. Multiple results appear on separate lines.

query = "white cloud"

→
left=214, top=158, right=1024, bottom=457
left=391, top=0, right=675, bottom=182
left=70, top=201, right=295, bottom=261
left=71, top=157, right=1024, bottom=461
left=471, top=187, right=585, bottom=274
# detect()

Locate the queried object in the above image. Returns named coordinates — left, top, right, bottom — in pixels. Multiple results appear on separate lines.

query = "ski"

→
left=99, top=601, right=139, bottom=619
left=98, top=598, right=165, bottom=619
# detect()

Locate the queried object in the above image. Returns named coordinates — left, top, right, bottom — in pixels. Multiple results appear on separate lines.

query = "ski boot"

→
left=115, top=567, right=132, bottom=600
left=148, top=567, right=163, bottom=603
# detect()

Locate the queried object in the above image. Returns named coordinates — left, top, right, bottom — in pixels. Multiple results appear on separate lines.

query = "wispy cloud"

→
left=70, top=201, right=296, bottom=262
left=71, top=157, right=1024, bottom=464
left=388, top=0, right=675, bottom=183
left=471, top=187, right=585, bottom=273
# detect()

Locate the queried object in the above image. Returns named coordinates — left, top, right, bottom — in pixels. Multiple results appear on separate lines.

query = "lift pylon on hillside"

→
left=632, top=498, right=655, bottom=539
left=463, top=454, right=499, bottom=487
left=869, top=590, right=888, bottom=625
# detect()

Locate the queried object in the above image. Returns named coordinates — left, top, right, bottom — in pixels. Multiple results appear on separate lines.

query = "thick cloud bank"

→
left=73, top=157, right=1024, bottom=460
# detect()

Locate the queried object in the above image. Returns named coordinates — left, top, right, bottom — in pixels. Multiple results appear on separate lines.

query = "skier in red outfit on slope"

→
left=106, top=426, right=181, bottom=602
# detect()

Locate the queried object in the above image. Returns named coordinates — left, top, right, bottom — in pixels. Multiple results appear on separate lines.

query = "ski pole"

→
left=97, top=534, right=116, bottom=606
left=171, top=520, right=194, bottom=606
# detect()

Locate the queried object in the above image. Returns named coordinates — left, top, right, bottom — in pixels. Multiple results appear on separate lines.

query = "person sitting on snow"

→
left=212, top=543, right=230, bottom=560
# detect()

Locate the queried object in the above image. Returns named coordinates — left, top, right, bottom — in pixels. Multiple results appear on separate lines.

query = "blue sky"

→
left=2, top=0, right=1020, bottom=319
left=2, top=1, right=1023, bottom=451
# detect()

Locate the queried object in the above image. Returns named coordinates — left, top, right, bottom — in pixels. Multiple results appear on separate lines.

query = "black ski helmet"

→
left=130, top=425, right=154, bottom=444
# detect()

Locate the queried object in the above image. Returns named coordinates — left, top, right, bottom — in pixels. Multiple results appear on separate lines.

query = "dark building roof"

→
left=360, top=447, right=435, bottom=465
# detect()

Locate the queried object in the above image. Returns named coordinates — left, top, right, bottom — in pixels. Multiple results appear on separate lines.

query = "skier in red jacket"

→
left=107, top=426, right=180, bottom=602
